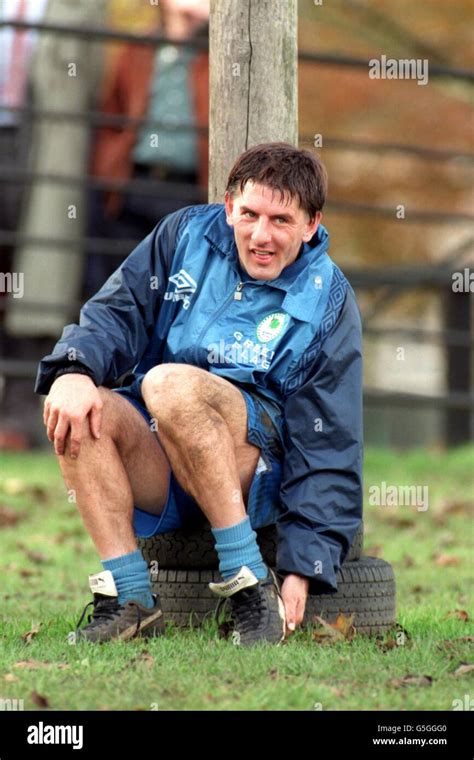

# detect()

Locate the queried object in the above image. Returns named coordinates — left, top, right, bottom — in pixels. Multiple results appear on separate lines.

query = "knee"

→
left=142, top=364, right=200, bottom=415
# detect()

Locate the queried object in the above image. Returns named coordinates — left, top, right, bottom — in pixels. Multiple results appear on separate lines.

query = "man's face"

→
left=224, top=182, right=321, bottom=280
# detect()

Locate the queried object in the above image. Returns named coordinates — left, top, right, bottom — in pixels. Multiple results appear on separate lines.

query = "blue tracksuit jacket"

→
left=35, top=203, right=363, bottom=594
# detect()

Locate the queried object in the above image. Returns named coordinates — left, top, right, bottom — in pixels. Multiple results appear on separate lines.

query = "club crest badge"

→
left=256, top=312, right=288, bottom=343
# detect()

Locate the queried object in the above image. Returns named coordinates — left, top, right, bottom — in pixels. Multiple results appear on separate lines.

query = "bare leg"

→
left=56, top=388, right=171, bottom=559
left=141, top=364, right=261, bottom=529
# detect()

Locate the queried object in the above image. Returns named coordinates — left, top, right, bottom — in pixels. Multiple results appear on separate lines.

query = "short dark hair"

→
left=225, top=142, right=327, bottom=220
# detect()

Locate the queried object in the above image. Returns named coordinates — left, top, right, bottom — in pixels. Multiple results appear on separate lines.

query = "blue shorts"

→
left=112, top=376, right=285, bottom=538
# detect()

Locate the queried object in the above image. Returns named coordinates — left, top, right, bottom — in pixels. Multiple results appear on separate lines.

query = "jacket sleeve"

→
left=34, top=209, right=187, bottom=395
left=276, top=287, right=363, bottom=595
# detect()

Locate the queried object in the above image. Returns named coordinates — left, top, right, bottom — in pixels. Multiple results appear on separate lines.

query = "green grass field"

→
left=0, top=446, right=473, bottom=711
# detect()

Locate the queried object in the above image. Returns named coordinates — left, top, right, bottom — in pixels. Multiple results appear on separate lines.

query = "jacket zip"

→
left=234, top=282, right=244, bottom=300
left=193, top=279, right=246, bottom=364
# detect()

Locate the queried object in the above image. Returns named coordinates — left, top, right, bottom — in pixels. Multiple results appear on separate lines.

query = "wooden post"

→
left=209, top=0, right=298, bottom=203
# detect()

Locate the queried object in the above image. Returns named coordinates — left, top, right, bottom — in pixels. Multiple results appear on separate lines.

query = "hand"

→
left=43, top=374, right=103, bottom=459
left=280, top=573, right=310, bottom=636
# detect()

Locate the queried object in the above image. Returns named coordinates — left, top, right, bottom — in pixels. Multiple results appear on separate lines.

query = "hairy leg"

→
left=141, top=364, right=261, bottom=529
left=56, top=388, right=171, bottom=559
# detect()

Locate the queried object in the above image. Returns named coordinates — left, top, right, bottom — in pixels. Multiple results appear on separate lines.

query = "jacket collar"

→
left=204, top=204, right=332, bottom=322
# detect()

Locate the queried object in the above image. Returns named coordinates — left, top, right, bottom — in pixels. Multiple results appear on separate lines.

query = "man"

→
left=85, top=0, right=209, bottom=296
left=36, top=143, right=363, bottom=646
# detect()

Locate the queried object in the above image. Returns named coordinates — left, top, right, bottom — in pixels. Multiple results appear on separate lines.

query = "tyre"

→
left=150, top=556, right=396, bottom=636
left=138, top=520, right=364, bottom=570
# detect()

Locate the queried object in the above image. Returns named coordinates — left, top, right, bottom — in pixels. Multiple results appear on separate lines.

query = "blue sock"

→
left=211, top=516, right=268, bottom=580
left=101, top=549, right=154, bottom=609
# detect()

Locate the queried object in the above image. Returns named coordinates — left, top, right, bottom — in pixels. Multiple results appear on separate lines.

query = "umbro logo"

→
left=164, top=269, right=197, bottom=310
left=168, top=270, right=197, bottom=292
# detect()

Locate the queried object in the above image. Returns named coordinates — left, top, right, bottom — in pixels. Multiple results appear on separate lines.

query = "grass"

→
left=0, top=446, right=473, bottom=711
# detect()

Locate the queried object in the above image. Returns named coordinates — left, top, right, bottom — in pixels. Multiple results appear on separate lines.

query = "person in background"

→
left=1, top=0, right=106, bottom=448
left=0, top=0, right=48, bottom=449
left=86, top=0, right=209, bottom=298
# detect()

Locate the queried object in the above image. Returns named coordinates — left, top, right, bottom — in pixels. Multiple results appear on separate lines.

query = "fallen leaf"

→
left=19, top=568, right=35, bottom=578
left=29, top=485, right=50, bottom=504
left=435, top=554, right=460, bottom=567
left=54, top=529, right=82, bottom=544
left=384, top=515, right=415, bottom=528
left=16, top=543, right=48, bottom=564
left=26, top=550, right=47, bottom=564
left=21, top=622, right=41, bottom=644
left=131, top=652, right=154, bottom=669
left=12, top=659, right=68, bottom=671
left=437, top=640, right=457, bottom=651
left=434, top=501, right=474, bottom=525
left=389, top=674, right=433, bottom=688
left=13, top=660, right=47, bottom=670
left=3, top=674, right=19, bottom=682
left=437, top=636, right=474, bottom=651
left=453, top=663, right=474, bottom=677
left=0, top=505, right=25, bottom=528
left=376, top=624, right=409, bottom=652
left=311, top=614, right=356, bottom=644
left=31, top=691, right=50, bottom=708
left=332, top=613, right=356, bottom=640
left=376, top=634, right=397, bottom=652
left=269, top=667, right=279, bottom=679
left=311, top=616, right=344, bottom=644
left=445, top=609, right=469, bottom=622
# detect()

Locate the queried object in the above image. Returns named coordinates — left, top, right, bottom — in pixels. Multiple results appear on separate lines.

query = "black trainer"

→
left=209, top=565, right=286, bottom=646
left=73, top=570, right=165, bottom=643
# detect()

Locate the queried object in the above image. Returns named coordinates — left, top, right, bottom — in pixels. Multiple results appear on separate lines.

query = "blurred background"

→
left=0, top=0, right=472, bottom=451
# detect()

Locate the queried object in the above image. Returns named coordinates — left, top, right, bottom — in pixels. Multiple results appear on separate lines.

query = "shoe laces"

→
left=215, top=583, right=269, bottom=634
left=75, top=595, right=142, bottom=636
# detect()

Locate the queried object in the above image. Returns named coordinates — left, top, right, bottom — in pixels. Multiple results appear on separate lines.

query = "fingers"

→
left=53, top=414, right=70, bottom=456
left=294, top=596, right=306, bottom=629
left=285, top=597, right=305, bottom=635
left=283, top=595, right=297, bottom=635
left=43, top=398, right=50, bottom=427
left=282, top=588, right=307, bottom=636
left=46, top=407, right=59, bottom=443
left=286, top=613, right=298, bottom=635
left=89, top=402, right=102, bottom=440
left=67, top=417, right=84, bottom=459
left=51, top=413, right=93, bottom=459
